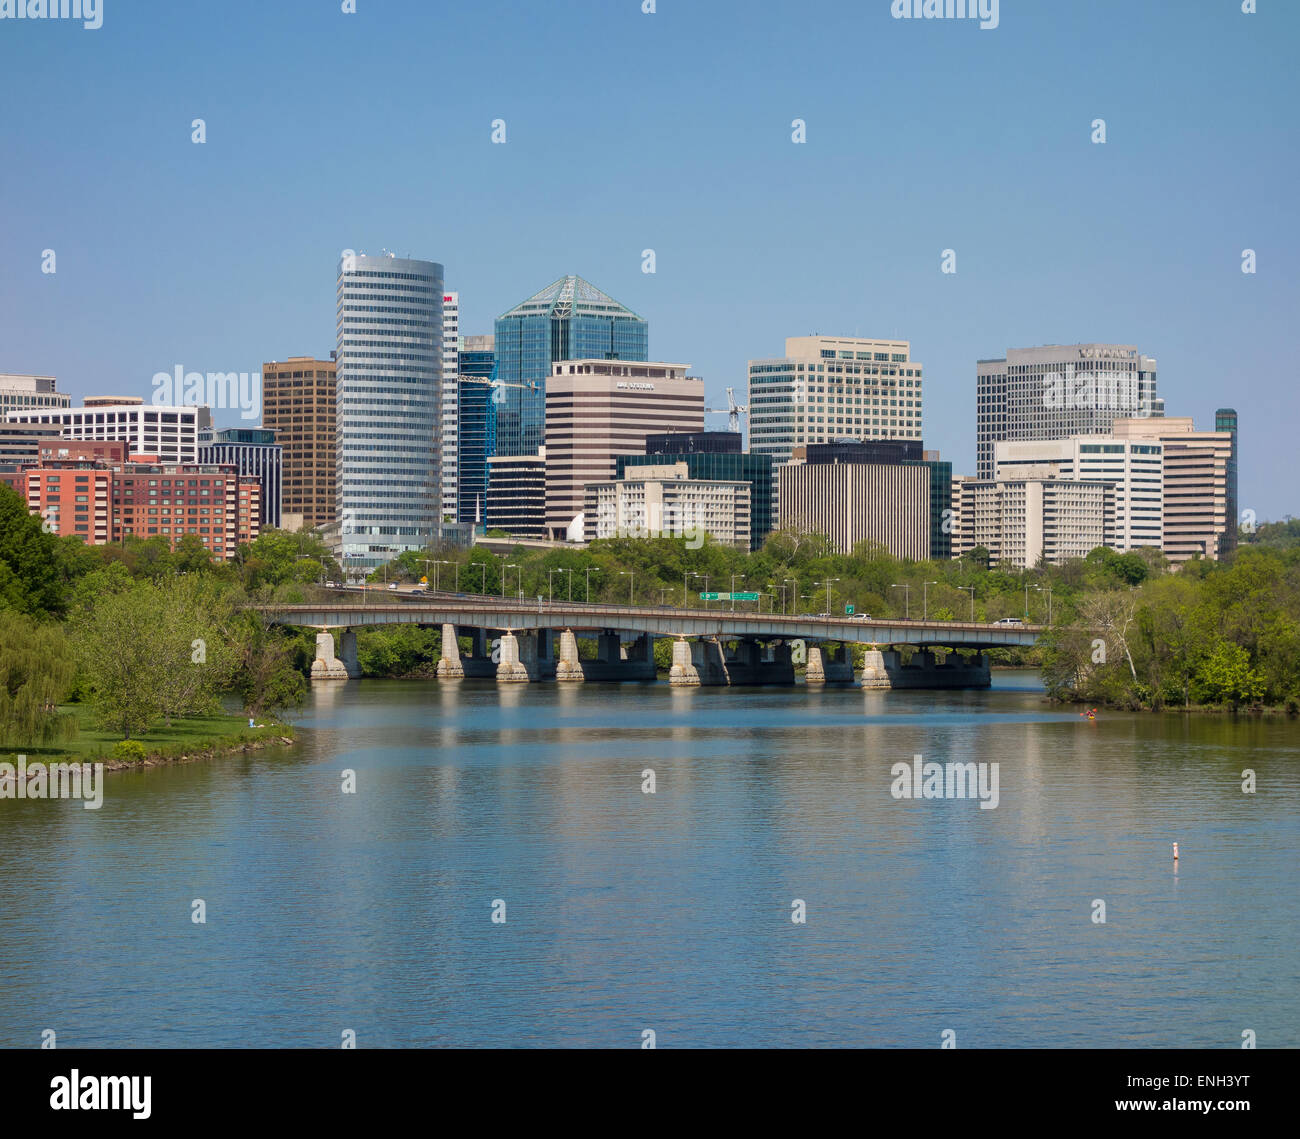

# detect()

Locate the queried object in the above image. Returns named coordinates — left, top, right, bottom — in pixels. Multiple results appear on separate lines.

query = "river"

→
left=1, top=671, right=1296, bottom=1048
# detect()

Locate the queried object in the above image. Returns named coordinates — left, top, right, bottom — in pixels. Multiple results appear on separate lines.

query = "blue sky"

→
left=2, top=0, right=1296, bottom=518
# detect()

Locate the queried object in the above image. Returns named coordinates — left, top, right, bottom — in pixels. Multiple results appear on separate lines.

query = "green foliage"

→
left=0, top=483, right=65, bottom=617
left=0, top=611, right=78, bottom=746
left=1192, top=643, right=1265, bottom=709
left=112, top=739, right=147, bottom=763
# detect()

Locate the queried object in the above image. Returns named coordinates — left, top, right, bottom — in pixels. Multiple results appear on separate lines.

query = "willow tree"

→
left=0, top=611, right=78, bottom=746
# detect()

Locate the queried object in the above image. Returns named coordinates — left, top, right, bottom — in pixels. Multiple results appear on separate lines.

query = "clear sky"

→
left=1, top=0, right=1296, bottom=518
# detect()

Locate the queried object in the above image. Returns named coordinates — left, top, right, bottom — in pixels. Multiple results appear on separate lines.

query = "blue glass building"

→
left=457, top=337, right=496, bottom=525
left=493, top=275, right=648, bottom=457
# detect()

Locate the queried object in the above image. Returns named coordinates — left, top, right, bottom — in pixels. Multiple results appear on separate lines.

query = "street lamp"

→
left=434, top=559, right=452, bottom=593
left=507, top=563, right=520, bottom=600
left=890, top=583, right=911, bottom=620
left=957, top=584, right=975, bottom=622
left=784, top=578, right=796, bottom=616
left=822, top=577, right=840, bottom=617
left=1033, top=584, right=1053, bottom=624
left=730, top=573, right=746, bottom=612
left=922, top=580, right=939, bottom=621
left=547, top=567, right=569, bottom=602
left=474, top=562, right=486, bottom=595
left=685, top=571, right=703, bottom=608
left=619, top=570, right=635, bottom=605
left=586, top=566, right=601, bottom=603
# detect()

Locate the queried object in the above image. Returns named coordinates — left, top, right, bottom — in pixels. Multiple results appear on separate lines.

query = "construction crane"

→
left=704, top=387, right=749, bottom=435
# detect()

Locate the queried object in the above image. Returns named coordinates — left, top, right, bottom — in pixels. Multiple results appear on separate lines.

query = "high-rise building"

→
left=0, top=421, right=47, bottom=465
left=1112, top=413, right=1238, bottom=563
left=456, top=334, right=496, bottom=525
left=993, top=436, right=1164, bottom=553
left=748, top=336, right=925, bottom=476
left=440, top=291, right=460, bottom=521
left=586, top=463, right=753, bottom=550
left=617, top=432, right=774, bottom=550
left=0, top=374, right=70, bottom=414
left=777, top=446, right=931, bottom=559
left=969, top=478, right=1114, bottom=570
left=976, top=344, right=1158, bottom=479
left=494, top=275, right=649, bottom=459
left=543, top=360, right=705, bottom=540
left=485, top=451, right=547, bottom=539
left=262, top=356, right=337, bottom=532
left=335, top=252, right=443, bottom=573
left=198, top=427, right=283, bottom=528
left=7, top=398, right=210, bottom=463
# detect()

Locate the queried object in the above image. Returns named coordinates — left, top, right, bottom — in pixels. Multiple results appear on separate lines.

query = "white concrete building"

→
left=585, top=462, right=751, bottom=550
left=0, top=374, right=70, bottom=415
left=993, top=436, right=1164, bottom=553
left=440, top=290, right=459, bottom=521
left=7, top=398, right=210, bottom=463
left=970, top=477, right=1114, bottom=569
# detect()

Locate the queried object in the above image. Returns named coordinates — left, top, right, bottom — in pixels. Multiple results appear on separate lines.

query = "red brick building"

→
left=9, top=438, right=260, bottom=560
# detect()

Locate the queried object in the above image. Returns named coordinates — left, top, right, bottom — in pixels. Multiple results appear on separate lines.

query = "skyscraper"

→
left=335, top=252, right=443, bottom=573
left=493, top=275, right=649, bottom=459
left=747, top=336, right=925, bottom=472
left=975, top=344, right=1158, bottom=479
left=440, top=291, right=460, bottom=521
left=456, top=334, right=495, bottom=525
left=261, top=355, right=336, bottom=532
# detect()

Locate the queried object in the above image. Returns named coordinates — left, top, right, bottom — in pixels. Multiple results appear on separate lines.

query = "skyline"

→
left=1, top=0, right=1296, bottom=518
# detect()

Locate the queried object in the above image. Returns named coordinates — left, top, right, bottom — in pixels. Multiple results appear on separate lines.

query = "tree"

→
left=225, top=612, right=306, bottom=718
left=0, top=611, right=78, bottom=746
left=1192, top=642, right=1265, bottom=709
left=0, top=483, right=65, bottom=617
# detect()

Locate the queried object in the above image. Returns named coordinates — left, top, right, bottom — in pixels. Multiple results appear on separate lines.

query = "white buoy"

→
left=1172, top=842, right=1179, bottom=860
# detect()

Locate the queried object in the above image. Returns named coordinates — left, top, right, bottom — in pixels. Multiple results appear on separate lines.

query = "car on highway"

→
left=993, top=616, right=1025, bottom=626
left=387, top=582, right=399, bottom=591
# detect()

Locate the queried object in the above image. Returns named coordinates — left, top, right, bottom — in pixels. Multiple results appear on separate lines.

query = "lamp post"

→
left=619, top=570, right=634, bottom=605
left=730, top=573, right=746, bottom=612
left=685, top=571, right=703, bottom=608
left=474, top=562, right=486, bottom=595
left=823, top=577, right=840, bottom=618
left=507, top=563, right=520, bottom=600
left=585, top=566, right=600, bottom=603
left=434, top=559, right=452, bottom=593
left=784, top=578, right=796, bottom=616
left=922, top=580, right=939, bottom=621
left=957, top=585, right=975, bottom=622
left=1024, top=580, right=1032, bottom=620
left=890, top=583, right=911, bottom=620
left=547, top=567, right=560, bottom=602
left=1032, top=584, right=1052, bottom=624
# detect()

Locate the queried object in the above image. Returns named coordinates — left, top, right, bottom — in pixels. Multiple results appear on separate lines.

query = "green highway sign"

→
left=699, top=591, right=760, bottom=602
left=732, top=592, right=760, bottom=601
left=699, top=592, right=721, bottom=600
left=845, top=604, right=855, bottom=615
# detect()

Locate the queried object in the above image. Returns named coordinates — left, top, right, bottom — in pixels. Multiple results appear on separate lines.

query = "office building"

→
left=543, top=360, right=705, bottom=540
left=198, top=427, right=283, bottom=528
left=586, top=463, right=752, bottom=550
left=494, top=275, right=649, bottom=459
left=7, top=398, right=210, bottom=463
left=440, top=291, right=460, bottom=521
left=0, top=374, right=70, bottom=415
left=778, top=447, right=931, bottom=559
left=994, top=436, right=1164, bottom=553
left=1112, top=413, right=1238, bottom=563
left=335, top=252, right=443, bottom=572
left=950, top=475, right=979, bottom=559
left=261, top=356, right=336, bottom=532
left=617, top=431, right=774, bottom=550
left=976, top=344, right=1158, bottom=479
left=0, top=421, right=47, bottom=465
left=456, top=334, right=496, bottom=525
left=969, top=478, right=1114, bottom=569
left=485, top=451, right=546, bottom=538
left=748, top=336, right=925, bottom=476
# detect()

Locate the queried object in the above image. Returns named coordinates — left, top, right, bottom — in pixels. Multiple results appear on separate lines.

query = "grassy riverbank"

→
left=2, top=706, right=294, bottom=770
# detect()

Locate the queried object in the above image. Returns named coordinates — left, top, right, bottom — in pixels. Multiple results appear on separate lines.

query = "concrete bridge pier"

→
left=495, top=630, right=534, bottom=683
left=669, top=637, right=700, bottom=686
left=860, top=648, right=890, bottom=689
left=310, top=630, right=350, bottom=682
left=339, top=629, right=360, bottom=679
left=555, top=628, right=584, bottom=682
left=805, top=643, right=852, bottom=684
left=436, top=623, right=465, bottom=679
left=722, top=638, right=796, bottom=685
left=690, top=638, right=731, bottom=686
left=579, top=631, right=656, bottom=681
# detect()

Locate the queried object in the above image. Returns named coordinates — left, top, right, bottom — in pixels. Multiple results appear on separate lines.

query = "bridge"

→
left=263, top=591, right=1046, bottom=690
